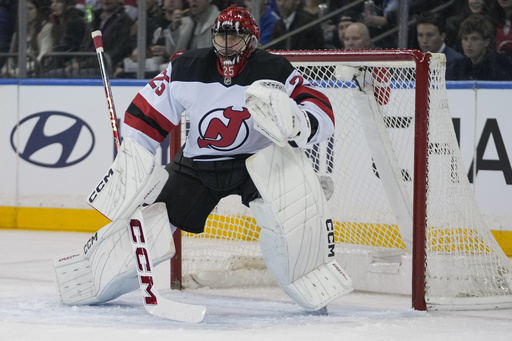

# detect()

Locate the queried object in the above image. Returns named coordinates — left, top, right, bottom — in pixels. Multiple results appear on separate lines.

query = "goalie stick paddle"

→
left=91, top=30, right=206, bottom=323
left=129, top=208, right=206, bottom=323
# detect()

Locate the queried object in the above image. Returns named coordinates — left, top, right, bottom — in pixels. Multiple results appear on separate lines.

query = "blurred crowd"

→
left=1, top=0, right=511, bottom=80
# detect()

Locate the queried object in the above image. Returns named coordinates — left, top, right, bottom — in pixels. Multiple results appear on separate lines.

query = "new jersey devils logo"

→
left=197, top=107, right=251, bottom=151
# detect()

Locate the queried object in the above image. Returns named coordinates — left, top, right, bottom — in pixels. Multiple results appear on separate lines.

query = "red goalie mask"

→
left=212, top=5, right=260, bottom=79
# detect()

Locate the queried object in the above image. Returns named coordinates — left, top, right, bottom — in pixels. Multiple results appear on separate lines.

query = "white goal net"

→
left=171, top=50, right=512, bottom=311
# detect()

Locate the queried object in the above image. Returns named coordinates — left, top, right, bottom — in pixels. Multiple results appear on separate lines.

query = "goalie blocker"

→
left=87, top=137, right=169, bottom=221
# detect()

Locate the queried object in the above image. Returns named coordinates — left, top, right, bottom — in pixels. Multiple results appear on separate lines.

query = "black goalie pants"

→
left=155, top=146, right=260, bottom=234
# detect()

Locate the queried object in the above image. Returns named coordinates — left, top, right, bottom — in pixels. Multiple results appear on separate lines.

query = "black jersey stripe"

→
left=292, top=86, right=334, bottom=123
left=132, top=93, right=176, bottom=132
left=125, top=101, right=169, bottom=141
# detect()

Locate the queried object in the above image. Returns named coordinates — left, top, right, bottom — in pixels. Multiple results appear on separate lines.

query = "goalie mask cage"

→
left=168, top=50, right=512, bottom=311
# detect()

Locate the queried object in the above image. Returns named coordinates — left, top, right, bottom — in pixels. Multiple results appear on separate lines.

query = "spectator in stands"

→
left=76, top=0, right=135, bottom=35
left=315, top=1, right=337, bottom=49
left=270, top=0, right=324, bottom=50
left=75, top=0, right=99, bottom=13
left=358, top=0, right=441, bottom=49
left=164, top=0, right=220, bottom=57
left=159, top=0, right=186, bottom=29
left=343, top=22, right=375, bottom=50
left=123, top=0, right=137, bottom=21
left=1, top=0, right=53, bottom=77
left=445, top=0, right=497, bottom=53
left=50, top=0, right=86, bottom=52
left=244, top=0, right=280, bottom=46
left=329, top=10, right=359, bottom=49
left=496, top=0, right=512, bottom=60
left=0, top=0, right=15, bottom=69
left=415, top=11, right=465, bottom=80
left=259, top=0, right=280, bottom=45
left=70, top=0, right=134, bottom=77
left=303, top=0, right=322, bottom=18
left=360, top=0, right=396, bottom=48
left=115, top=0, right=167, bottom=78
left=43, top=0, right=86, bottom=76
left=145, top=0, right=186, bottom=70
left=459, top=14, right=512, bottom=80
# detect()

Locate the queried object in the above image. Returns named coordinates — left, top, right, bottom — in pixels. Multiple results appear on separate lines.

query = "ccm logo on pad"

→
left=326, top=219, right=335, bottom=257
left=88, top=168, right=114, bottom=203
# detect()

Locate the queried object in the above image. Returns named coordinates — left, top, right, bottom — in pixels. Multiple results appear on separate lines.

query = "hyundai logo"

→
left=10, top=111, right=95, bottom=168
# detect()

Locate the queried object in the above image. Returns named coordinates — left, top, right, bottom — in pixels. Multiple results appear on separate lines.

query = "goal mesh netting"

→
left=172, top=50, right=512, bottom=310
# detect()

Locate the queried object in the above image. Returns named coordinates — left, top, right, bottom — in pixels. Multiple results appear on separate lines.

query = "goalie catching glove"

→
left=245, top=80, right=312, bottom=148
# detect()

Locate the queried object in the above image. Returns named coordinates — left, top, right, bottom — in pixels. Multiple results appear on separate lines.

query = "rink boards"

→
left=0, top=79, right=511, bottom=255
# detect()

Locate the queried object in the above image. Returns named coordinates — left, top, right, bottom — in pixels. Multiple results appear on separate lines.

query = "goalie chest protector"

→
left=124, top=48, right=333, bottom=160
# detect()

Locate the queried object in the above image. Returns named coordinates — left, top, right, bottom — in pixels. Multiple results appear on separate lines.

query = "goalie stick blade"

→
left=129, top=207, right=206, bottom=323
left=145, top=294, right=206, bottom=323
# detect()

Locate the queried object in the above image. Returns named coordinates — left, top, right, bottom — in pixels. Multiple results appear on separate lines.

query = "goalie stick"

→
left=91, top=30, right=120, bottom=151
left=91, top=30, right=206, bottom=323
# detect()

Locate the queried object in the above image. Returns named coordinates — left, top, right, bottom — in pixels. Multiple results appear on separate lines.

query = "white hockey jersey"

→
left=122, top=48, right=335, bottom=159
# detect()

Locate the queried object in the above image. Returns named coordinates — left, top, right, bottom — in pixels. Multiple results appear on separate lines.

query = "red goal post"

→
left=168, top=49, right=512, bottom=311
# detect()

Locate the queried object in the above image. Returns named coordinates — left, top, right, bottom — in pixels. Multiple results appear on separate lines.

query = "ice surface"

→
left=1, top=230, right=511, bottom=341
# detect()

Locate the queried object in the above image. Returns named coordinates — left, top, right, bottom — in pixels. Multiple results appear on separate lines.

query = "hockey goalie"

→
left=53, top=5, right=352, bottom=315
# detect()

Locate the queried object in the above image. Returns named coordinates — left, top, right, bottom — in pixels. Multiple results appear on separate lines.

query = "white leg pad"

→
left=53, top=203, right=174, bottom=305
left=250, top=199, right=325, bottom=285
left=282, top=261, right=353, bottom=311
left=247, top=144, right=353, bottom=310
